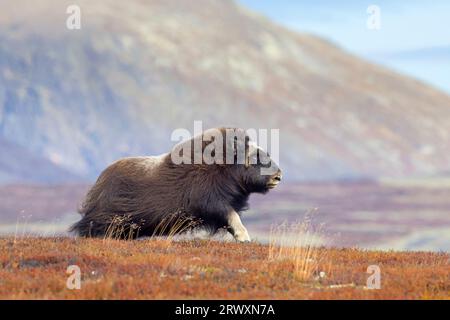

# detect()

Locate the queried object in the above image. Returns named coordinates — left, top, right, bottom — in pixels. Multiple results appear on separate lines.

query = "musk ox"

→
left=70, top=128, right=282, bottom=242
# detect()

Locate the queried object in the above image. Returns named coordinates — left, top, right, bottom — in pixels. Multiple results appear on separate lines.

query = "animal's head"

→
left=170, top=127, right=282, bottom=194
left=238, top=139, right=282, bottom=194
left=224, top=129, right=282, bottom=194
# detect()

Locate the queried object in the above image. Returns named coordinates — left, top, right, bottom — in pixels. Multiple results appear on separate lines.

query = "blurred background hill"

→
left=1, top=0, right=449, bottom=183
left=0, top=0, right=449, bottom=250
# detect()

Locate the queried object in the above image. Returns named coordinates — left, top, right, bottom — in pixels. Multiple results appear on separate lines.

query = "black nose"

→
left=273, top=170, right=282, bottom=181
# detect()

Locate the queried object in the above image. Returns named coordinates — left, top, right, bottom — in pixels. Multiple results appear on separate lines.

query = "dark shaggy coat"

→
left=70, top=128, right=281, bottom=239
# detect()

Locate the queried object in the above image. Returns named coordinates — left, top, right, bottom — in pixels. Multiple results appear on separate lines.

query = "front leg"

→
left=227, top=210, right=251, bottom=242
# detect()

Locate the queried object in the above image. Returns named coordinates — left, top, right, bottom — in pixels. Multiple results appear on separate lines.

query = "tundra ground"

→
left=0, top=238, right=448, bottom=299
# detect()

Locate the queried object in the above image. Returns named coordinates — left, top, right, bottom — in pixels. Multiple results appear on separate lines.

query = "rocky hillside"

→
left=1, top=0, right=450, bottom=182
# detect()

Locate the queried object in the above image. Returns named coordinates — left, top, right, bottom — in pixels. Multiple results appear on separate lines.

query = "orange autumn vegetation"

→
left=0, top=237, right=448, bottom=299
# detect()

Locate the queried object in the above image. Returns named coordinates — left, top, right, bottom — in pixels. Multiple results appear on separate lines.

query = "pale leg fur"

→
left=227, top=210, right=251, bottom=242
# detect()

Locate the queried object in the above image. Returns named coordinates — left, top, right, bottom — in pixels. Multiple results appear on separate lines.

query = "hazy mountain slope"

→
left=0, top=0, right=449, bottom=181
left=0, top=137, right=81, bottom=184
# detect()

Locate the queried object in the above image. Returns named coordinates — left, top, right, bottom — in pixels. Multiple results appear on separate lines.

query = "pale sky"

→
left=239, top=0, right=450, bottom=94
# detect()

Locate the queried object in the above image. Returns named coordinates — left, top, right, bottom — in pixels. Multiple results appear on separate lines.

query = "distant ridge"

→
left=0, top=137, right=82, bottom=184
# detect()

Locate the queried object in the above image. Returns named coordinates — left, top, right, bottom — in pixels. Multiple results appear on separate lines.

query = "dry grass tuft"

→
left=104, top=215, right=141, bottom=240
left=102, top=212, right=201, bottom=244
left=152, top=212, right=201, bottom=239
left=268, top=216, right=328, bottom=281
